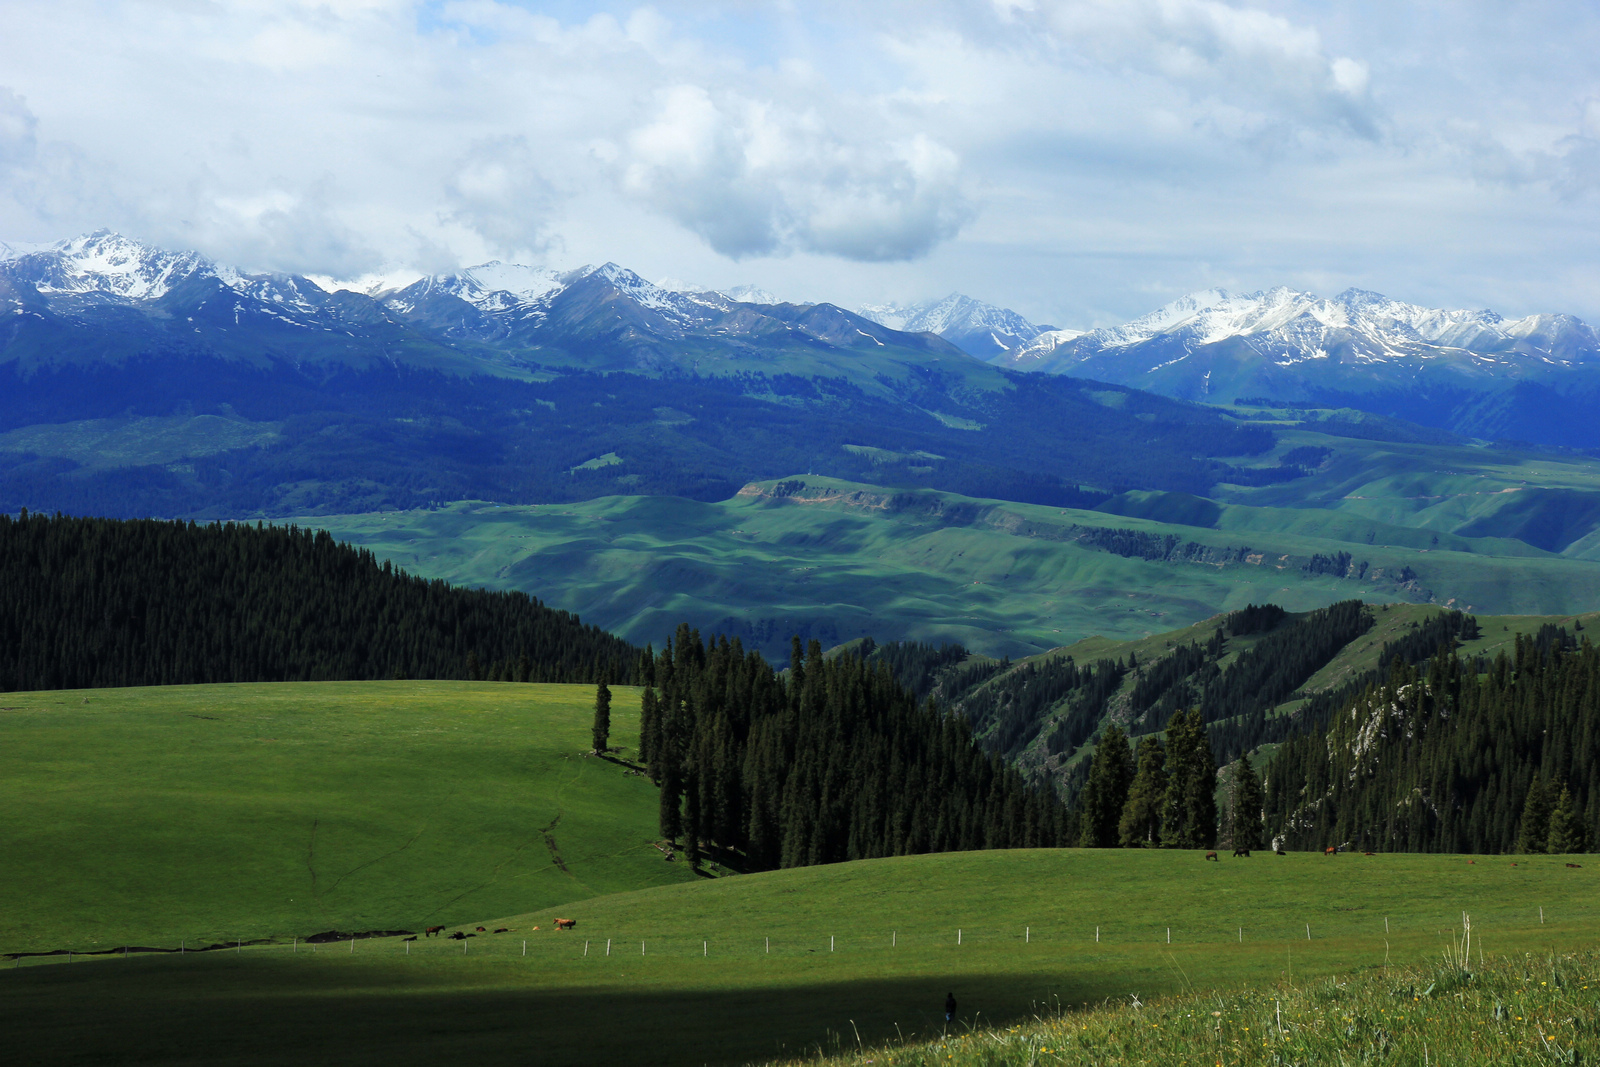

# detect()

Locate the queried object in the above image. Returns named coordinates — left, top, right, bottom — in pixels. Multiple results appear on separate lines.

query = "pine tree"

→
left=1516, top=774, right=1552, bottom=854
left=1161, top=710, right=1218, bottom=849
left=1118, top=736, right=1166, bottom=847
left=1078, top=726, right=1133, bottom=847
left=591, top=678, right=612, bottom=754
left=1547, top=784, right=1588, bottom=855
left=1229, top=752, right=1264, bottom=852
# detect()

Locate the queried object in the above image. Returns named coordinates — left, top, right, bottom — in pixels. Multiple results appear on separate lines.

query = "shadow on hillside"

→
left=0, top=956, right=1111, bottom=1067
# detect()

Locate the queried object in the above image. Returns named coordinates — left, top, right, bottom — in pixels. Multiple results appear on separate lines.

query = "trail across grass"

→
left=0, top=680, right=689, bottom=955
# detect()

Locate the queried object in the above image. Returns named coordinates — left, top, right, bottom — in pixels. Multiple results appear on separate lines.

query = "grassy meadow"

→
left=0, top=680, right=691, bottom=956
left=307, top=466, right=1600, bottom=661
left=2, top=680, right=1596, bottom=1065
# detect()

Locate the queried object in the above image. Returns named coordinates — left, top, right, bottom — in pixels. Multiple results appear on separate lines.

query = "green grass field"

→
left=3, top=680, right=1596, bottom=1066
left=306, top=467, right=1600, bottom=662
left=0, top=680, right=692, bottom=956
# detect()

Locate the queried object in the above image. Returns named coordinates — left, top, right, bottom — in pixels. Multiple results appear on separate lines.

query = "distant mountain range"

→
left=0, top=232, right=1285, bottom=519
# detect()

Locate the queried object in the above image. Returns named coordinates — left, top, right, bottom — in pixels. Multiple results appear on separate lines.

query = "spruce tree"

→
left=1547, top=784, right=1587, bottom=855
left=591, top=678, right=612, bottom=754
left=1078, top=726, right=1133, bottom=847
left=1118, top=736, right=1166, bottom=847
left=1161, top=710, right=1218, bottom=849
left=1229, top=752, right=1264, bottom=852
left=1516, top=774, right=1552, bottom=854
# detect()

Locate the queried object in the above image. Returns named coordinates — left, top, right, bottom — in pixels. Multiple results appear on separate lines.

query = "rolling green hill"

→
left=309, top=450, right=1600, bottom=661
left=4, top=848, right=1593, bottom=1067
left=0, top=681, right=692, bottom=956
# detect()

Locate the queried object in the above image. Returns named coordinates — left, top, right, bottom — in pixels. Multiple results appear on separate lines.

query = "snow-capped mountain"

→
left=858, top=293, right=1049, bottom=359
left=995, top=286, right=1600, bottom=446
left=0, top=231, right=973, bottom=390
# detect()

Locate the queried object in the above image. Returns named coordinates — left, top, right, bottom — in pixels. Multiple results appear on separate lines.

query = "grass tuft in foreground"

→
left=778, top=947, right=1599, bottom=1066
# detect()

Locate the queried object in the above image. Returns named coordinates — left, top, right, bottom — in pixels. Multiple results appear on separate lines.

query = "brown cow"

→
left=493, top=928, right=509, bottom=934
left=476, top=926, right=487, bottom=932
left=1204, top=851, right=1218, bottom=861
left=425, top=925, right=446, bottom=938
left=1362, top=851, right=1375, bottom=856
left=1324, top=846, right=1337, bottom=856
left=1568, top=863, right=1584, bottom=868
left=554, top=918, right=577, bottom=930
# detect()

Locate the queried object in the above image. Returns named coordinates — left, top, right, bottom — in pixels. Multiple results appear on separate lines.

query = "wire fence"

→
left=8, top=903, right=1597, bottom=970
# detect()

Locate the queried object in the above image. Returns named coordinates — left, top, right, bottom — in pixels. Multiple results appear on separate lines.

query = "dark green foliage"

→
left=591, top=679, right=612, bottom=754
left=953, top=655, right=1125, bottom=761
left=1516, top=775, right=1552, bottom=854
left=643, top=624, right=1069, bottom=870
left=1077, top=726, right=1133, bottom=847
left=0, top=510, right=636, bottom=692
left=1160, top=710, right=1217, bottom=849
left=1548, top=785, right=1589, bottom=854
left=1227, top=603, right=1288, bottom=635
left=1228, top=752, right=1264, bottom=852
left=1118, top=736, right=1167, bottom=847
left=1263, top=631, right=1600, bottom=854
left=861, top=639, right=975, bottom=700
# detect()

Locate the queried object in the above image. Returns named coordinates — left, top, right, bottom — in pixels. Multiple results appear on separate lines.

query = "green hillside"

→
left=5, top=848, right=1594, bottom=1067
left=310, top=462, right=1600, bottom=662
left=0, top=681, right=692, bottom=955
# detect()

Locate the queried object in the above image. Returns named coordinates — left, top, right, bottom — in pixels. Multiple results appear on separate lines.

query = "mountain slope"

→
left=858, top=293, right=1049, bottom=358
left=997, top=287, right=1600, bottom=448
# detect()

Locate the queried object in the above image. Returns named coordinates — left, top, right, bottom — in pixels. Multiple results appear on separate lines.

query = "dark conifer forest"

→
left=1265, top=627, right=1599, bottom=853
left=637, top=625, right=1071, bottom=871
left=0, top=510, right=639, bottom=691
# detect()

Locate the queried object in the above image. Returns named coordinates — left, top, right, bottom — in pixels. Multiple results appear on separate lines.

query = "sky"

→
left=1, top=0, right=1598, bottom=328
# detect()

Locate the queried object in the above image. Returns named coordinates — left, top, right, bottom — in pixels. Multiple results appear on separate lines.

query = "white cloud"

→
left=0, top=1, right=1595, bottom=325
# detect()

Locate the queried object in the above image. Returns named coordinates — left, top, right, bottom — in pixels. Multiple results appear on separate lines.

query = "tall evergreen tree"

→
left=1547, top=784, right=1588, bottom=855
left=591, top=678, right=612, bottom=754
left=1517, top=774, right=1553, bottom=854
left=1229, top=752, right=1264, bottom=852
left=1078, top=726, right=1133, bottom=847
left=1118, top=736, right=1167, bottom=847
left=1161, top=710, right=1217, bottom=849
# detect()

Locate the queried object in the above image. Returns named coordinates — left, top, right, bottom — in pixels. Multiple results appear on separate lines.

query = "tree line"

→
left=1072, top=710, right=1263, bottom=852
left=1264, top=627, right=1597, bottom=853
left=0, top=510, right=638, bottom=692
left=633, top=625, right=1072, bottom=871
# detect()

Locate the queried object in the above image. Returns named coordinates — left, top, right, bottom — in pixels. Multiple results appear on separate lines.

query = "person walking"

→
left=944, top=992, right=957, bottom=1022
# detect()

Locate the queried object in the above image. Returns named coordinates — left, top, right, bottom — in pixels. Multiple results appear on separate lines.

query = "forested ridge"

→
left=0, top=510, right=638, bottom=691
left=1265, top=625, right=1599, bottom=854
left=637, top=626, right=1071, bottom=871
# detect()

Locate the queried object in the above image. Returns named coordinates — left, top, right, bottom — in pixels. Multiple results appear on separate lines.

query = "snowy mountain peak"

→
left=857, top=293, right=1046, bottom=358
left=19, top=230, right=212, bottom=302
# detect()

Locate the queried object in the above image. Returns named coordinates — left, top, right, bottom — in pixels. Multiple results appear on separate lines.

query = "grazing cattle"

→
left=402, top=936, right=417, bottom=942
left=1233, top=849, right=1250, bottom=858
left=554, top=918, right=577, bottom=930
left=493, top=928, right=509, bottom=934
left=476, top=926, right=487, bottom=933
left=531, top=925, right=540, bottom=931
left=1204, top=851, right=1219, bottom=861
left=1362, top=851, right=1375, bottom=856
left=449, top=931, right=467, bottom=940
left=425, top=925, right=446, bottom=938
left=1568, top=863, right=1583, bottom=868
left=1274, top=849, right=1287, bottom=856
left=1469, top=860, right=1475, bottom=864
left=1324, top=846, right=1337, bottom=856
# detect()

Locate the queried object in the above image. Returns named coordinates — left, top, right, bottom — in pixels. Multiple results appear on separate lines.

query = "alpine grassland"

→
left=774, top=943, right=1600, bottom=1067
left=0, top=680, right=690, bottom=956
left=4, top=843, right=1595, bottom=1066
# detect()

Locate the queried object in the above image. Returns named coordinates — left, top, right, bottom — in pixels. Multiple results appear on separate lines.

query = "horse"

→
left=1232, top=848, right=1250, bottom=857
left=425, top=925, right=446, bottom=938
left=1204, top=851, right=1219, bottom=861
